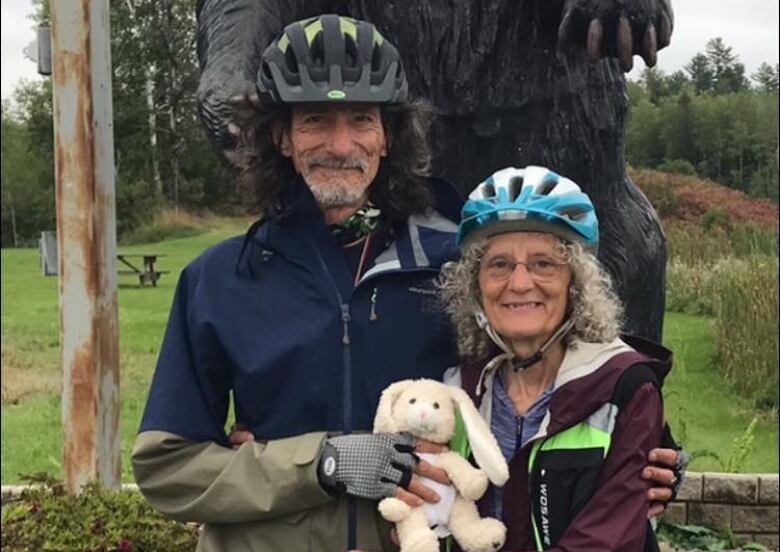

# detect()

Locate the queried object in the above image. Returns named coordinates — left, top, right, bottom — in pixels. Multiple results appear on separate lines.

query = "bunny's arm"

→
left=436, top=451, right=489, bottom=502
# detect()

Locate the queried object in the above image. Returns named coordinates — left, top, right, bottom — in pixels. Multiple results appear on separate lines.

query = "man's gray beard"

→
left=307, top=181, right=369, bottom=208
left=302, top=155, right=371, bottom=208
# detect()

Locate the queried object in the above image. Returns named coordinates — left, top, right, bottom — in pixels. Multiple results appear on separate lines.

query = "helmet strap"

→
left=474, top=308, right=575, bottom=372
left=475, top=309, right=515, bottom=358
left=512, top=318, right=574, bottom=371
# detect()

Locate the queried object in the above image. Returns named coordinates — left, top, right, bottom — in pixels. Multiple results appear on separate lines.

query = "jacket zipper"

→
left=314, top=244, right=445, bottom=550
left=340, top=303, right=352, bottom=426
left=313, top=248, right=358, bottom=548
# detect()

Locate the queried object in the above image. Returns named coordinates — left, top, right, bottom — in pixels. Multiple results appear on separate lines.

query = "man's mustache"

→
left=304, top=156, right=368, bottom=173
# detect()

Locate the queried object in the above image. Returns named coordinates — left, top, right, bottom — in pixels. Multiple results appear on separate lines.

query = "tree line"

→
left=2, top=4, right=778, bottom=249
left=626, top=38, right=779, bottom=202
left=1, top=0, right=237, bottom=248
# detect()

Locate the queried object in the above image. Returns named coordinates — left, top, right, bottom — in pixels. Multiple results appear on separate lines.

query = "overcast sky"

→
left=2, top=0, right=779, bottom=101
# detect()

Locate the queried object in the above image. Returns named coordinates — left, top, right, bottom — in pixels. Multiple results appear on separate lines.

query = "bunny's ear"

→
left=373, top=380, right=414, bottom=433
left=448, top=386, right=509, bottom=487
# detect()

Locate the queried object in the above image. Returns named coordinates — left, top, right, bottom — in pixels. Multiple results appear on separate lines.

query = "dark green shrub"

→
left=120, top=208, right=203, bottom=245
left=701, top=206, right=732, bottom=231
left=115, top=179, right=164, bottom=241
left=121, top=222, right=202, bottom=246
left=1, top=474, right=199, bottom=551
left=658, top=158, right=697, bottom=176
left=639, top=176, right=682, bottom=218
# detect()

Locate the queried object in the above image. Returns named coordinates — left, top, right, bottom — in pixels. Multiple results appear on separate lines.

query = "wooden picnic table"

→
left=117, top=253, right=169, bottom=287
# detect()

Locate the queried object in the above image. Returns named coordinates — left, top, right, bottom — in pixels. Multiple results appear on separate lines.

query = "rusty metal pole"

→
left=50, top=0, right=121, bottom=493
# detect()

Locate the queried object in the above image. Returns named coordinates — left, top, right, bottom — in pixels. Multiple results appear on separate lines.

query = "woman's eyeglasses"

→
left=481, top=256, right=568, bottom=281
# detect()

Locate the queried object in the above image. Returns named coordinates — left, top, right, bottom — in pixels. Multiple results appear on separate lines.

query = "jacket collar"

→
left=554, top=338, right=635, bottom=389
left=538, top=336, right=672, bottom=439
left=460, top=335, right=672, bottom=441
left=242, top=175, right=461, bottom=283
left=360, top=209, right=458, bottom=282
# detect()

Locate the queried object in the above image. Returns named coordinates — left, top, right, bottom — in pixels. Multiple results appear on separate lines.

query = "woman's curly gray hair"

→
left=437, top=236, right=624, bottom=366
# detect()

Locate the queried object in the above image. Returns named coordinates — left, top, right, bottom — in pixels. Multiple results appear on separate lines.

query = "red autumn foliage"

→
left=629, top=168, right=779, bottom=230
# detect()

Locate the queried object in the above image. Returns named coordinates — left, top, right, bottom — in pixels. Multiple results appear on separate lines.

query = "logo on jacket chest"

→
left=407, top=285, right=437, bottom=296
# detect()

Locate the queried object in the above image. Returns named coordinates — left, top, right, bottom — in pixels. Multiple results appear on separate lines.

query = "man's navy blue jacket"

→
left=139, top=177, right=463, bottom=446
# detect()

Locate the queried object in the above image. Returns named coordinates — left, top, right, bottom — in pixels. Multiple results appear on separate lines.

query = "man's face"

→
left=280, top=103, right=388, bottom=209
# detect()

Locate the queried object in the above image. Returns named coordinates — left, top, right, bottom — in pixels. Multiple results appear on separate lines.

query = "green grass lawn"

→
left=662, top=313, right=779, bottom=473
left=1, top=221, right=778, bottom=483
left=1, top=218, right=251, bottom=483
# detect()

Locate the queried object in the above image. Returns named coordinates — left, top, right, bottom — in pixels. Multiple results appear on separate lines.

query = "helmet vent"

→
left=344, top=35, right=358, bottom=69
left=481, top=182, right=496, bottom=199
left=261, top=61, right=274, bottom=81
left=507, top=176, right=524, bottom=201
left=284, top=47, right=299, bottom=74
left=371, top=44, right=384, bottom=72
left=559, top=207, right=587, bottom=221
left=537, top=176, right=558, bottom=196
left=310, top=34, right=326, bottom=69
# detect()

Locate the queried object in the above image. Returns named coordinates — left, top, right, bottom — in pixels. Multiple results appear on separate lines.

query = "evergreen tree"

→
left=751, top=62, right=779, bottom=92
left=705, top=38, right=748, bottom=93
left=685, top=53, right=714, bottom=94
left=665, top=70, right=691, bottom=96
left=639, top=66, right=668, bottom=104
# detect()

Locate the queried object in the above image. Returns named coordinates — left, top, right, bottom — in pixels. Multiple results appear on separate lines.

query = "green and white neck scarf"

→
left=329, top=202, right=382, bottom=246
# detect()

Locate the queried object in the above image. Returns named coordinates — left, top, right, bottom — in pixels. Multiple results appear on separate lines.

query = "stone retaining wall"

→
left=662, top=471, right=779, bottom=549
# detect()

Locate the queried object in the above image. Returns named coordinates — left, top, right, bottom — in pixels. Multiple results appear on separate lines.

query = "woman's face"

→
left=478, top=232, right=572, bottom=356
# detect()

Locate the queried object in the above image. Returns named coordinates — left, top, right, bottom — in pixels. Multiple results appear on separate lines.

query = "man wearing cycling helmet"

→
left=132, top=15, right=684, bottom=552
left=440, top=166, right=673, bottom=550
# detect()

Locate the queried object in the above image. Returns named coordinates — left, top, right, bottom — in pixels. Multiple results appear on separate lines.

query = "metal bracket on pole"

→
left=37, top=26, right=52, bottom=76
left=22, top=26, right=53, bottom=76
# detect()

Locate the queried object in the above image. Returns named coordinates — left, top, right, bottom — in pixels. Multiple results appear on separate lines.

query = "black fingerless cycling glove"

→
left=317, top=433, right=417, bottom=499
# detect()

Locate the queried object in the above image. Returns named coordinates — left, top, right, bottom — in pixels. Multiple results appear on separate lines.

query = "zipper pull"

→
left=369, top=287, right=378, bottom=321
left=340, top=304, right=351, bottom=344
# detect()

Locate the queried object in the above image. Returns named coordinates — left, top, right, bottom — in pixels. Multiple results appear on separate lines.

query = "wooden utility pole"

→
left=50, top=0, right=121, bottom=493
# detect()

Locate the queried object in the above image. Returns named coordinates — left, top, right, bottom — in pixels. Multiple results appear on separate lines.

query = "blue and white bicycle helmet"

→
left=456, top=166, right=599, bottom=250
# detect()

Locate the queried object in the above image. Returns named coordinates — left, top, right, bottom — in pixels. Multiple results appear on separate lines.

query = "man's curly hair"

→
left=232, top=97, right=436, bottom=225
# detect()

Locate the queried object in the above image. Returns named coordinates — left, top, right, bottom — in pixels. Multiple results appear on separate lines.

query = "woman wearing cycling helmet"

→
left=439, top=166, right=672, bottom=551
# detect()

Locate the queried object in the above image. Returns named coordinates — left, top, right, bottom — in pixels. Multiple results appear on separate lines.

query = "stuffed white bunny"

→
left=373, top=378, right=509, bottom=552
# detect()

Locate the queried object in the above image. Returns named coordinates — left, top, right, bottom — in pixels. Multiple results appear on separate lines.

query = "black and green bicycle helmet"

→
left=257, top=14, right=408, bottom=104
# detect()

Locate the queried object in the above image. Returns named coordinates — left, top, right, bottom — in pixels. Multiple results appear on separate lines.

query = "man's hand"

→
left=228, top=426, right=452, bottom=508
left=318, top=433, right=428, bottom=501
left=228, top=423, right=255, bottom=450
left=393, top=439, right=450, bottom=508
left=643, top=447, right=688, bottom=518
